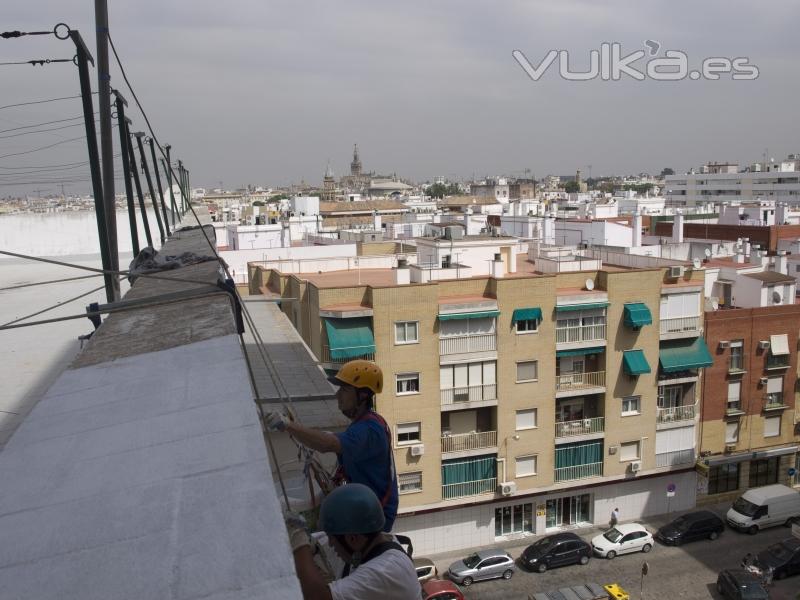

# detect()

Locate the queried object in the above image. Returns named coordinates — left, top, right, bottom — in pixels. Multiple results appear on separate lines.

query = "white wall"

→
left=220, top=244, right=359, bottom=283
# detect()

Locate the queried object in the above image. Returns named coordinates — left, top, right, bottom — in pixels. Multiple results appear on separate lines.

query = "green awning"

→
left=438, top=310, right=500, bottom=321
left=324, top=317, right=375, bottom=361
left=555, top=302, right=609, bottom=312
left=623, top=303, right=652, bottom=328
left=556, top=346, right=605, bottom=358
left=623, top=349, right=651, bottom=375
left=659, top=337, right=713, bottom=373
left=512, top=307, right=542, bottom=322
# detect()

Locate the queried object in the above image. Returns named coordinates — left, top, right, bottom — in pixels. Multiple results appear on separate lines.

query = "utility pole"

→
left=112, top=89, right=139, bottom=257
left=69, top=29, right=115, bottom=303
left=95, top=0, right=120, bottom=299
left=134, top=132, right=165, bottom=244
left=126, top=129, right=153, bottom=248
left=165, top=144, right=178, bottom=223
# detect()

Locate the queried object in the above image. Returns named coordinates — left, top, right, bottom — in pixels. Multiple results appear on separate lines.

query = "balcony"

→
left=766, top=355, right=790, bottom=370
left=656, top=403, right=697, bottom=424
left=441, top=431, right=497, bottom=454
left=321, top=344, right=375, bottom=364
left=659, top=315, right=701, bottom=338
left=441, top=477, right=497, bottom=500
left=440, top=333, right=496, bottom=356
left=555, top=324, right=606, bottom=345
left=655, top=448, right=695, bottom=467
left=554, top=462, right=603, bottom=482
left=765, top=393, right=786, bottom=411
left=555, top=417, right=605, bottom=439
left=440, top=383, right=497, bottom=407
left=555, top=371, right=605, bottom=396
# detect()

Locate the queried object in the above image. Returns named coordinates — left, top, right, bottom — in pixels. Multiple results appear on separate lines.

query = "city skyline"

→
left=2, top=0, right=799, bottom=196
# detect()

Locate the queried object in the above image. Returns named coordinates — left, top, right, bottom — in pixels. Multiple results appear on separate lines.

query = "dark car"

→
left=655, top=510, right=725, bottom=546
left=716, top=569, right=769, bottom=600
left=754, top=537, right=800, bottom=580
left=521, top=532, right=592, bottom=573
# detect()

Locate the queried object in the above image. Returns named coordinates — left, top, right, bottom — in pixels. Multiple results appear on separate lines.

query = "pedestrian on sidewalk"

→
left=610, top=507, right=620, bottom=528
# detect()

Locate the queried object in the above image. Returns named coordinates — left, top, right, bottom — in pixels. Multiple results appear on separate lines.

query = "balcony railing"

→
left=441, top=431, right=498, bottom=454
left=440, top=333, right=496, bottom=356
left=440, top=383, right=497, bottom=406
left=555, top=324, right=606, bottom=344
left=728, top=354, right=745, bottom=373
left=656, top=403, right=697, bottom=423
left=766, top=355, right=790, bottom=369
left=659, top=315, right=700, bottom=335
left=555, top=416, right=605, bottom=438
left=655, top=448, right=695, bottom=467
left=556, top=371, right=605, bottom=392
left=765, top=393, right=785, bottom=410
left=554, top=462, right=603, bottom=482
left=321, top=345, right=375, bottom=363
left=442, top=477, right=497, bottom=500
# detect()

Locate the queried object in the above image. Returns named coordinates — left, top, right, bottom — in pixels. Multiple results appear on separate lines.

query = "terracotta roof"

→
left=743, top=271, right=796, bottom=284
left=319, top=200, right=407, bottom=212
left=439, top=195, right=500, bottom=206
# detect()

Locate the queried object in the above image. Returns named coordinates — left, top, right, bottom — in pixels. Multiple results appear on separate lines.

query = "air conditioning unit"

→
left=410, top=444, right=425, bottom=457
left=758, top=340, right=770, bottom=350
left=629, top=461, right=642, bottom=473
left=759, top=377, right=769, bottom=385
left=668, top=266, right=684, bottom=278
left=499, top=481, right=517, bottom=496
left=719, top=340, right=731, bottom=349
left=724, top=444, right=736, bottom=453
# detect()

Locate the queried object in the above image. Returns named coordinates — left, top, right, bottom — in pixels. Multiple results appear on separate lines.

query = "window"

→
left=766, top=376, right=783, bottom=406
left=396, top=373, right=420, bottom=395
left=516, top=319, right=538, bottom=333
left=620, top=441, right=640, bottom=461
left=439, top=316, right=495, bottom=337
left=725, top=421, right=739, bottom=443
left=766, top=350, right=789, bottom=369
left=516, top=455, right=538, bottom=477
left=764, top=415, right=781, bottom=438
left=516, top=408, right=538, bottom=430
left=516, top=360, right=538, bottom=382
left=398, top=471, right=422, bottom=494
left=440, top=361, right=496, bottom=401
left=708, top=463, right=740, bottom=495
left=396, top=422, right=420, bottom=445
left=749, top=457, right=779, bottom=487
left=729, top=340, right=744, bottom=372
left=494, top=503, right=534, bottom=536
left=622, top=395, right=641, bottom=415
left=727, top=381, right=741, bottom=412
left=394, top=321, right=418, bottom=344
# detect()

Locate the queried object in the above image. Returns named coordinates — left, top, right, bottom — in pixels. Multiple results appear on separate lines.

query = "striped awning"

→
left=623, top=303, right=652, bottom=329
left=623, top=350, right=651, bottom=375
left=556, top=347, right=605, bottom=358
left=438, top=310, right=500, bottom=321
left=323, top=317, right=375, bottom=361
left=659, top=338, right=713, bottom=373
left=555, top=302, right=609, bottom=312
left=512, top=307, right=542, bottom=322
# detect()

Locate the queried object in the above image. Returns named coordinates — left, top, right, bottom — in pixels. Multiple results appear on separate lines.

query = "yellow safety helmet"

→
left=328, top=359, right=383, bottom=394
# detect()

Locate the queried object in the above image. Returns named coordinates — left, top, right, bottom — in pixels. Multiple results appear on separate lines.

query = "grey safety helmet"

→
left=319, top=483, right=385, bottom=535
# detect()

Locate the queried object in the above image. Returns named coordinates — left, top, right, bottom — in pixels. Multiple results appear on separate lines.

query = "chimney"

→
left=632, top=212, right=643, bottom=247
left=491, top=252, right=506, bottom=278
left=672, top=210, right=684, bottom=243
left=743, top=238, right=751, bottom=258
left=776, top=250, right=788, bottom=275
left=394, top=258, right=410, bottom=285
left=776, top=202, right=787, bottom=225
left=735, top=249, right=746, bottom=264
left=281, top=222, right=291, bottom=248
left=373, top=210, right=382, bottom=231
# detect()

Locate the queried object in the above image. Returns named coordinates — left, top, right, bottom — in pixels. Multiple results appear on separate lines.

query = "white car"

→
left=591, top=523, right=654, bottom=559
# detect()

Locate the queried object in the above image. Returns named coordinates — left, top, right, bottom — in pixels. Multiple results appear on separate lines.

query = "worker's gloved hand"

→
left=285, top=511, right=311, bottom=553
left=265, top=410, right=288, bottom=432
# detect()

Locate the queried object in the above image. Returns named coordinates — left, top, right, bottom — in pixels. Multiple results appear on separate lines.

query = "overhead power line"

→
left=0, top=114, right=90, bottom=135
left=0, top=94, right=95, bottom=111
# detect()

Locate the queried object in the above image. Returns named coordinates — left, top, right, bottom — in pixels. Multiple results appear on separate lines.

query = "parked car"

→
left=591, top=523, right=654, bottom=559
left=447, top=548, right=515, bottom=586
left=726, top=483, right=800, bottom=534
left=521, top=532, right=592, bottom=573
left=753, top=537, right=800, bottom=580
left=414, top=557, right=438, bottom=583
left=716, top=569, right=769, bottom=600
left=422, top=580, right=465, bottom=600
left=655, top=510, right=725, bottom=546
left=531, top=582, right=611, bottom=600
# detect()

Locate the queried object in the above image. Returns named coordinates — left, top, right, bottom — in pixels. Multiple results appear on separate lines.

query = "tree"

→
left=660, top=167, right=675, bottom=177
left=564, top=181, right=580, bottom=193
left=252, top=200, right=265, bottom=206
left=427, top=182, right=460, bottom=198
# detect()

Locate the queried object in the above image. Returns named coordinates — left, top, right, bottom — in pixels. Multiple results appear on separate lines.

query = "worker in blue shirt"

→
left=266, top=359, right=398, bottom=532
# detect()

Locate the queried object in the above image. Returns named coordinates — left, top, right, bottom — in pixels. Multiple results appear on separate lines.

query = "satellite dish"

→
left=585, top=278, right=595, bottom=291
left=704, top=248, right=712, bottom=258
left=692, top=258, right=702, bottom=269
left=773, top=291, right=782, bottom=304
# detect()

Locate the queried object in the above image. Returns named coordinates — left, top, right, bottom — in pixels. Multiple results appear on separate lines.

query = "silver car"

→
left=447, top=548, right=515, bottom=586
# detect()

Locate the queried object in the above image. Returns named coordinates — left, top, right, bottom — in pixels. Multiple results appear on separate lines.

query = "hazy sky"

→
left=2, top=0, right=799, bottom=196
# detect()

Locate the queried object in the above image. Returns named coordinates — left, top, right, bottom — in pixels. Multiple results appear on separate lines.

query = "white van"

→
left=726, top=484, right=800, bottom=534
